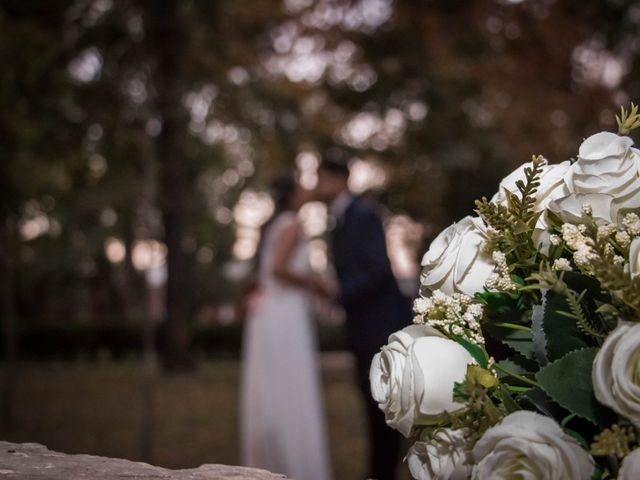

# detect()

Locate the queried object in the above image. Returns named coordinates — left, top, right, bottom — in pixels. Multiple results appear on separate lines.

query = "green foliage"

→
left=498, top=383, right=521, bottom=414
left=531, top=294, right=549, bottom=366
left=458, top=104, right=640, bottom=477
left=541, top=219, right=640, bottom=325
left=474, top=198, right=512, bottom=233
left=521, top=388, right=560, bottom=418
left=563, top=425, right=590, bottom=451
left=507, top=156, right=545, bottom=227
left=451, top=334, right=489, bottom=368
left=494, top=326, right=535, bottom=360
left=495, top=358, right=528, bottom=377
left=591, top=243, right=640, bottom=319
left=475, top=289, right=522, bottom=316
left=557, top=289, right=607, bottom=341
left=617, top=103, right=640, bottom=135
left=493, top=356, right=539, bottom=388
left=542, top=292, right=591, bottom=360
left=474, top=155, right=546, bottom=270
left=450, top=365, right=504, bottom=443
left=561, top=414, right=591, bottom=450
left=527, top=268, right=614, bottom=350
left=536, top=347, right=616, bottom=427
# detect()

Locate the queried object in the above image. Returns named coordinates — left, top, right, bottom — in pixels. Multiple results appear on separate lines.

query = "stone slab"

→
left=0, top=442, right=289, bottom=480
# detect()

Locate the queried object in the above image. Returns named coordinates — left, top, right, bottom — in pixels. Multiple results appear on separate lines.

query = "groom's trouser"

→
left=355, top=348, right=401, bottom=480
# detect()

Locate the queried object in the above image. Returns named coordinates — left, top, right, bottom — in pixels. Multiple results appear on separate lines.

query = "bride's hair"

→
left=269, top=174, right=298, bottom=215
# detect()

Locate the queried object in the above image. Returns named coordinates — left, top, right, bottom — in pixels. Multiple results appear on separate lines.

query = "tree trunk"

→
left=0, top=226, right=17, bottom=428
left=138, top=116, right=162, bottom=460
left=122, top=212, right=145, bottom=323
left=147, top=0, right=193, bottom=372
left=139, top=279, right=158, bottom=463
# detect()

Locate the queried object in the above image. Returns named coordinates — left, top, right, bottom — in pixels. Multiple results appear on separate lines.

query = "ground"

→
left=0, top=354, right=410, bottom=480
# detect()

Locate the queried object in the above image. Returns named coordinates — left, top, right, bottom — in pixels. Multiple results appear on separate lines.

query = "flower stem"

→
left=504, top=385, right=532, bottom=393
left=494, top=363, right=541, bottom=388
left=493, top=322, right=532, bottom=332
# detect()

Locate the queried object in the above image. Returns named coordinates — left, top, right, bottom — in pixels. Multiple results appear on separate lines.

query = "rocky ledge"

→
left=0, top=441, right=288, bottom=479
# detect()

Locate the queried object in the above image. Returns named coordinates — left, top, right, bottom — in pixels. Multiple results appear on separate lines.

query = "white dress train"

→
left=240, top=212, right=332, bottom=480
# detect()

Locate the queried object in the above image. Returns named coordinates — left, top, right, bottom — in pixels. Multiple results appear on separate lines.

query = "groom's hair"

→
left=319, top=151, right=350, bottom=178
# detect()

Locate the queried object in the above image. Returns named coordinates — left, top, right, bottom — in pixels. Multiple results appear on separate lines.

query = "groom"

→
left=315, top=156, right=411, bottom=480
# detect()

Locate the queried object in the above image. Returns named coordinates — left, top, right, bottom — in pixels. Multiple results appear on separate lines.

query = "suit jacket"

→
left=330, top=196, right=412, bottom=356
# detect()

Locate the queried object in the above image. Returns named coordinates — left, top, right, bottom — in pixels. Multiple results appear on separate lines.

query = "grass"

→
left=0, top=356, right=409, bottom=480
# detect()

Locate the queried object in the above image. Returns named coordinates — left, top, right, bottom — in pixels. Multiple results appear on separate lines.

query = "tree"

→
left=2, top=0, right=639, bottom=369
left=0, top=0, right=83, bottom=424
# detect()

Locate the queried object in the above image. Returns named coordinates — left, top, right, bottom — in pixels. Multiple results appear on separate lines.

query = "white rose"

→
left=407, top=429, right=471, bottom=480
left=471, top=411, right=594, bottom=480
left=547, top=192, right=616, bottom=225
left=592, top=321, right=640, bottom=426
left=420, top=216, right=494, bottom=297
left=620, top=448, right=640, bottom=480
left=565, top=132, right=640, bottom=209
left=370, top=325, right=475, bottom=437
left=630, top=237, right=640, bottom=280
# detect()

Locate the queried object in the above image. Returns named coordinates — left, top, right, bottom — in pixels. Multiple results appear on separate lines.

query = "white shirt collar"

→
left=330, top=190, right=354, bottom=220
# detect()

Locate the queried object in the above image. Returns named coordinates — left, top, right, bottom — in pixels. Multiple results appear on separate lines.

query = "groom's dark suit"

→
left=331, top=195, right=411, bottom=480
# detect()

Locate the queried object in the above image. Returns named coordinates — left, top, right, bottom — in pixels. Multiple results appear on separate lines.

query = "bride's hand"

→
left=308, top=276, right=339, bottom=300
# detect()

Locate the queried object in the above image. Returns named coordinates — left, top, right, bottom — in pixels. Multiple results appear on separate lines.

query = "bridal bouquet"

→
left=370, top=105, right=640, bottom=479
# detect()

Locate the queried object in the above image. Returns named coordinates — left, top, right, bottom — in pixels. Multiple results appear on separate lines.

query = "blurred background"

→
left=1, top=0, right=639, bottom=478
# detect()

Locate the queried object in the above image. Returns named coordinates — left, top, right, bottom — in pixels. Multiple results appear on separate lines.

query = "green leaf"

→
left=453, top=381, right=466, bottom=401
left=520, top=388, right=561, bottom=418
left=535, top=347, right=616, bottom=427
left=543, top=292, right=590, bottom=360
left=563, top=271, right=605, bottom=299
left=531, top=291, right=549, bottom=366
left=499, top=383, right=521, bottom=413
left=527, top=210, right=543, bottom=229
left=500, top=328, right=535, bottom=360
left=546, top=209, right=563, bottom=229
left=509, top=352, right=539, bottom=373
left=560, top=411, right=589, bottom=450
left=451, top=334, right=489, bottom=368
left=475, top=290, right=520, bottom=315
left=505, top=385, right=532, bottom=393
left=563, top=426, right=589, bottom=450
left=495, top=358, right=529, bottom=376
left=560, top=413, right=578, bottom=428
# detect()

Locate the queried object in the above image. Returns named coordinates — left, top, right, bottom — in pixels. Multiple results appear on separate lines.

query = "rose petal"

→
left=578, top=132, right=633, bottom=161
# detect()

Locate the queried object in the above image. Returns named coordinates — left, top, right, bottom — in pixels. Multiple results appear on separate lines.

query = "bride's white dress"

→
left=240, top=212, right=332, bottom=480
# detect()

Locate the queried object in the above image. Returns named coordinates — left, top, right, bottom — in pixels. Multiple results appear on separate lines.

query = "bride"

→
left=240, top=174, right=333, bottom=480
